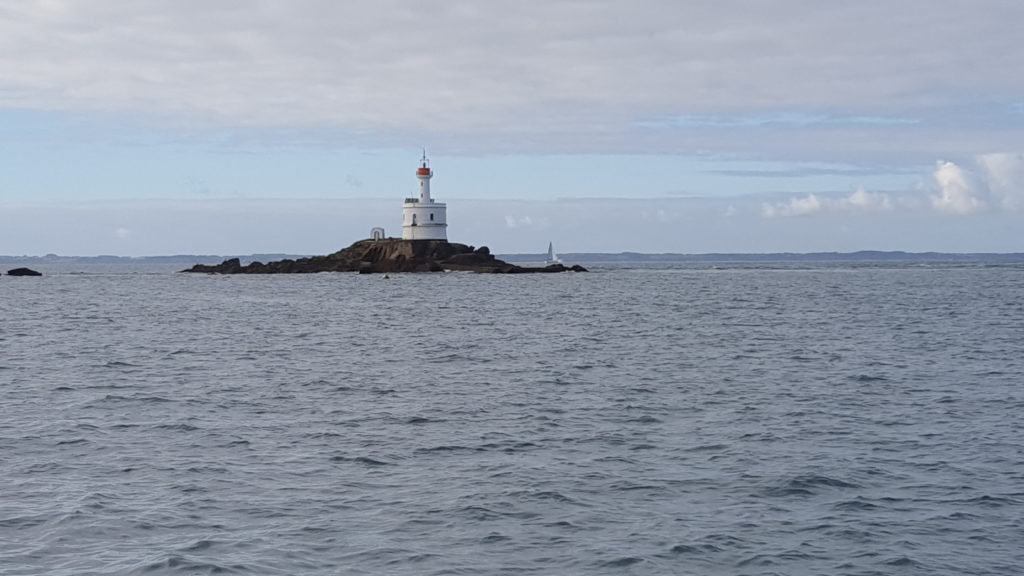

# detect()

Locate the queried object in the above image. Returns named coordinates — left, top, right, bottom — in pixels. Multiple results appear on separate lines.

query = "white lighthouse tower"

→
left=402, top=151, right=448, bottom=240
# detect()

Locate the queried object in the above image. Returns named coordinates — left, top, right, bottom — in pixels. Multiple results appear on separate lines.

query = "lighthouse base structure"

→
left=401, top=200, right=448, bottom=240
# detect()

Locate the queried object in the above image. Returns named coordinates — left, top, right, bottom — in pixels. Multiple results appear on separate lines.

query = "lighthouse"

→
left=402, top=151, right=448, bottom=241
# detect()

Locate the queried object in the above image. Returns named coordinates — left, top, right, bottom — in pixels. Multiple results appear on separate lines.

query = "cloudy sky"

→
left=1, top=0, right=1022, bottom=256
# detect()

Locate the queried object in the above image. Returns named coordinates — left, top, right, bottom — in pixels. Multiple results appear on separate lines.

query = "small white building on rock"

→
left=402, top=152, right=448, bottom=241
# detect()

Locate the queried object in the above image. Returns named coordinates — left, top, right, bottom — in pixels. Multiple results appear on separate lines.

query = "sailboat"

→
left=544, top=242, right=562, bottom=265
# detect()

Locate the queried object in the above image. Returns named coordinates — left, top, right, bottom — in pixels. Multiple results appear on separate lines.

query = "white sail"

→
left=545, top=242, right=562, bottom=265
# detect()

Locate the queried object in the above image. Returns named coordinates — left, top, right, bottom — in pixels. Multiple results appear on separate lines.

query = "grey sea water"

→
left=2, top=262, right=1023, bottom=575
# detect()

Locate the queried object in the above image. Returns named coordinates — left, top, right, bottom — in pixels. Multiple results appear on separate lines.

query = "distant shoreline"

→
left=3, top=250, right=1024, bottom=265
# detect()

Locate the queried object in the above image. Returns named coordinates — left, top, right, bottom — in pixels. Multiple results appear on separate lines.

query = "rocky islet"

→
left=182, top=239, right=586, bottom=274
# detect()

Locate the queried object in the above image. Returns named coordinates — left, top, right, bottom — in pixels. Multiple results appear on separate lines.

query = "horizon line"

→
left=3, top=250, right=1024, bottom=260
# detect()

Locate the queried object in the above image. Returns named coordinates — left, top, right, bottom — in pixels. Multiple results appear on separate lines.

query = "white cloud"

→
left=504, top=215, right=533, bottom=229
left=762, top=194, right=824, bottom=218
left=977, top=152, right=1024, bottom=210
left=115, top=227, right=131, bottom=239
left=762, top=187, right=901, bottom=218
left=640, top=208, right=677, bottom=223
left=932, top=160, right=986, bottom=214
left=928, top=153, right=1024, bottom=214
left=764, top=152, right=1024, bottom=219
left=840, top=187, right=893, bottom=212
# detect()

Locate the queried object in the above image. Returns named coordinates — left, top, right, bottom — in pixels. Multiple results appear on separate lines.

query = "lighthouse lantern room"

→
left=402, top=151, right=448, bottom=241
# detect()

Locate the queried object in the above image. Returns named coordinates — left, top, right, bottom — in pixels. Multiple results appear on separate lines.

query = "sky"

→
left=1, top=0, right=1023, bottom=256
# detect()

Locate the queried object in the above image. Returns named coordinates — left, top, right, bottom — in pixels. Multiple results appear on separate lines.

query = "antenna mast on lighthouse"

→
left=416, top=149, right=433, bottom=203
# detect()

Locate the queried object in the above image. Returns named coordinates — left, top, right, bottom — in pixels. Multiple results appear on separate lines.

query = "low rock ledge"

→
left=7, top=267, right=42, bottom=276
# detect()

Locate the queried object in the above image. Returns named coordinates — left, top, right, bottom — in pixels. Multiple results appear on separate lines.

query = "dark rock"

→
left=7, top=267, right=42, bottom=276
left=182, top=238, right=587, bottom=274
left=490, top=262, right=588, bottom=274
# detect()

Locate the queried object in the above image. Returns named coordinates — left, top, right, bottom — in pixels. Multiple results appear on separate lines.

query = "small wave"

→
left=56, top=438, right=88, bottom=446
left=155, top=423, right=200, bottom=432
left=511, top=489, right=578, bottom=504
left=685, top=443, right=728, bottom=452
left=543, top=520, right=582, bottom=530
left=833, top=497, right=879, bottom=511
left=850, top=374, right=889, bottom=382
left=426, top=353, right=473, bottom=363
left=885, top=555, right=921, bottom=567
left=22, top=462, right=66, bottom=474
left=478, top=441, right=538, bottom=453
left=405, top=416, right=445, bottom=424
left=181, top=539, right=217, bottom=552
left=218, top=439, right=250, bottom=449
left=938, top=511, right=981, bottom=521
left=414, top=445, right=476, bottom=454
left=627, top=415, right=663, bottom=424
left=630, top=443, right=657, bottom=450
left=739, top=549, right=818, bottom=567
left=185, top=466, right=228, bottom=474
left=611, top=482, right=667, bottom=493
left=305, top=431, right=343, bottom=439
left=961, top=494, right=1020, bottom=507
left=0, top=514, right=49, bottom=530
left=171, top=483, right=208, bottom=494
left=738, top=432, right=779, bottom=442
left=735, top=553, right=778, bottom=567
left=353, top=456, right=392, bottom=466
left=454, top=505, right=539, bottom=521
left=670, top=543, right=723, bottom=555
left=132, top=554, right=248, bottom=574
left=762, top=473, right=860, bottom=497
left=455, top=505, right=504, bottom=521
left=601, top=556, right=645, bottom=568
left=99, top=394, right=174, bottom=403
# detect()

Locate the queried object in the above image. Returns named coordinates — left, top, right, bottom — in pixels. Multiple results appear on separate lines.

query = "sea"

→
left=2, top=260, right=1023, bottom=575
